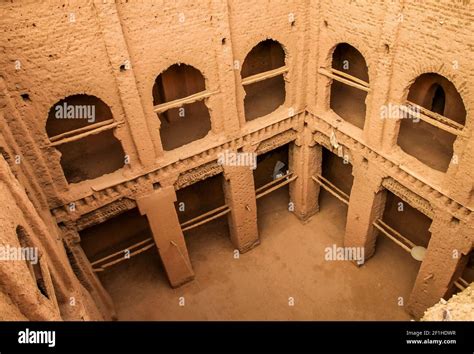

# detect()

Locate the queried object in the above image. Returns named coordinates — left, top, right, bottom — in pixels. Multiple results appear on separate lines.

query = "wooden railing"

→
left=241, top=66, right=289, bottom=86
left=48, top=119, right=122, bottom=147
left=318, top=67, right=370, bottom=93
left=311, top=174, right=349, bottom=205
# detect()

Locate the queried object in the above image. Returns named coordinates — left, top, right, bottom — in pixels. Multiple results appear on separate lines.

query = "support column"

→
left=289, top=127, right=321, bottom=221
left=209, top=0, right=241, bottom=137
left=343, top=160, right=386, bottom=262
left=62, top=228, right=116, bottom=321
left=407, top=211, right=473, bottom=318
left=94, top=1, right=159, bottom=163
left=365, top=0, right=404, bottom=151
left=222, top=164, right=259, bottom=253
left=137, top=186, right=194, bottom=287
left=446, top=135, right=474, bottom=208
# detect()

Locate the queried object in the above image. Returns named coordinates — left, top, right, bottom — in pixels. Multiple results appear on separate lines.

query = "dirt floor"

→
left=397, top=119, right=454, bottom=172
left=99, top=187, right=418, bottom=320
left=330, top=82, right=367, bottom=130
left=244, top=75, right=286, bottom=121
left=158, top=100, right=212, bottom=151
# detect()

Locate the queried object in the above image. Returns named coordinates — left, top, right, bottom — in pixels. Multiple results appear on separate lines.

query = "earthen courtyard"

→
left=0, top=0, right=473, bottom=322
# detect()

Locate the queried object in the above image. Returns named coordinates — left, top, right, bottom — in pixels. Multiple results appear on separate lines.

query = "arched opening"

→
left=254, top=144, right=292, bottom=235
left=152, top=64, right=212, bottom=151
left=397, top=73, right=466, bottom=172
left=329, top=43, right=369, bottom=129
left=373, top=191, right=433, bottom=305
left=241, top=39, right=287, bottom=121
left=16, top=226, right=50, bottom=299
left=46, top=95, right=125, bottom=184
left=316, top=146, right=354, bottom=238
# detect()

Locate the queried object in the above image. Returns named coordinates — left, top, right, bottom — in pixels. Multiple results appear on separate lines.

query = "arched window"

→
left=46, top=95, right=125, bottom=184
left=326, top=43, right=369, bottom=129
left=152, top=64, right=212, bottom=151
left=241, top=39, right=287, bottom=121
left=16, top=226, right=50, bottom=299
left=397, top=73, right=466, bottom=172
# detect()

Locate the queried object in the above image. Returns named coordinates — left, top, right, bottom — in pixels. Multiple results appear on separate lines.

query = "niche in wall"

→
left=329, top=43, right=369, bottom=129
left=397, top=73, right=466, bottom=172
left=46, top=95, right=125, bottom=184
left=241, top=40, right=287, bottom=121
left=152, top=64, right=212, bottom=151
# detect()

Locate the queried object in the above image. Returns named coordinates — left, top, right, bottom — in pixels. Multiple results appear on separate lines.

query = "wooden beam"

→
left=91, top=204, right=232, bottom=270
left=316, top=174, right=350, bottom=201
left=241, top=66, right=288, bottom=86
left=180, top=204, right=229, bottom=228
left=181, top=208, right=230, bottom=232
left=49, top=121, right=120, bottom=147
left=49, top=119, right=115, bottom=143
left=377, top=219, right=416, bottom=248
left=318, top=67, right=371, bottom=93
left=406, top=101, right=465, bottom=130
left=94, top=242, right=156, bottom=271
left=153, top=90, right=218, bottom=113
left=400, top=103, right=467, bottom=137
left=255, top=172, right=293, bottom=193
left=373, top=222, right=412, bottom=253
left=453, top=280, right=466, bottom=291
left=256, top=175, right=297, bottom=199
left=312, top=175, right=349, bottom=205
left=458, top=277, right=469, bottom=288
left=330, top=68, right=369, bottom=88
left=91, top=237, right=154, bottom=267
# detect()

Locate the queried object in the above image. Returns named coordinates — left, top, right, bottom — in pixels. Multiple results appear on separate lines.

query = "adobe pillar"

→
left=94, top=1, right=159, bottom=163
left=289, top=127, right=321, bottom=221
left=137, top=186, right=194, bottom=287
left=63, top=231, right=116, bottom=321
left=222, top=163, right=259, bottom=253
left=344, top=160, right=386, bottom=263
left=407, top=211, right=472, bottom=318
